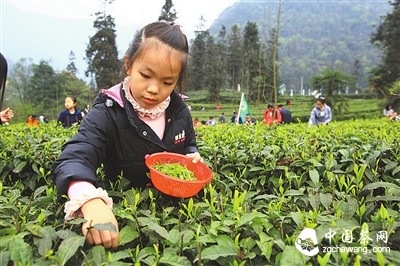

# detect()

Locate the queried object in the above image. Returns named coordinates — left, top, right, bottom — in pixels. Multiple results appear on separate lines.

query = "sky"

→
left=0, top=0, right=236, bottom=80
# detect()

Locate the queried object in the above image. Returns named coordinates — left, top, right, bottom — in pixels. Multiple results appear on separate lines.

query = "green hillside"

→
left=209, top=0, right=391, bottom=91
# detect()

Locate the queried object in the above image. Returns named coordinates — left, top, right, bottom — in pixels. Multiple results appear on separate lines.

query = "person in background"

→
left=193, top=117, right=202, bottom=128
left=230, top=111, right=243, bottom=124
left=215, top=103, right=222, bottom=110
left=26, top=114, right=40, bottom=127
left=52, top=22, right=202, bottom=249
left=206, top=116, right=217, bottom=125
left=244, top=113, right=256, bottom=125
left=57, top=96, right=83, bottom=127
left=277, top=104, right=293, bottom=124
left=218, top=112, right=226, bottom=123
left=263, top=104, right=282, bottom=125
left=383, top=104, right=398, bottom=120
left=308, top=96, right=332, bottom=125
left=38, top=115, right=48, bottom=124
left=81, top=104, right=91, bottom=118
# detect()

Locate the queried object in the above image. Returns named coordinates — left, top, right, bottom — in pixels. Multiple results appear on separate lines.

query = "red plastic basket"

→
left=145, top=152, right=213, bottom=198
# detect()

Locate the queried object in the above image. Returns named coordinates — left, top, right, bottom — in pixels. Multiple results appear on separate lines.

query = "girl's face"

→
left=64, top=97, right=76, bottom=111
left=126, top=44, right=182, bottom=109
left=316, top=100, right=324, bottom=110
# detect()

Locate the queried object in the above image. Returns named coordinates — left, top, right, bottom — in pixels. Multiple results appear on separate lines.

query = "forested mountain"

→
left=208, top=0, right=391, bottom=93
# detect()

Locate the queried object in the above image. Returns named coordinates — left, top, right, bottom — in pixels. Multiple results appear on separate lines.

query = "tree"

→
left=204, top=34, right=222, bottom=101
left=268, top=0, right=284, bottom=108
left=310, top=68, right=352, bottom=119
left=351, top=59, right=362, bottom=92
left=251, top=0, right=285, bottom=105
left=188, top=32, right=207, bottom=91
left=7, top=58, right=93, bottom=121
left=368, top=67, right=389, bottom=98
left=263, top=28, right=277, bottom=102
left=26, top=61, right=58, bottom=118
left=188, top=17, right=208, bottom=91
left=214, top=26, right=229, bottom=90
left=23, top=60, right=91, bottom=119
left=85, top=11, right=120, bottom=89
left=158, top=0, right=177, bottom=23
left=389, top=79, right=400, bottom=97
left=7, top=58, right=33, bottom=104
left=370, top=0, right=400, bottom=105
left=56, top=71, right=91, bottom=114
left=226, top=24, right=242, bottom=91
left=242, top=22, right=262, bottom=103
left=66, top=51, right=78, bottom=75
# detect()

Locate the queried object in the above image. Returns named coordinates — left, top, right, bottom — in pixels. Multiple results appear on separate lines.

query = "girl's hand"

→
left=80, top=198, right=119, bottom=249
left=186, top=152, right=203, bottom=163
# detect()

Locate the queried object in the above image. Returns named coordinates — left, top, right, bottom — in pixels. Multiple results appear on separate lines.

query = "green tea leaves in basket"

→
left=153, top=163, right=197, bottom=181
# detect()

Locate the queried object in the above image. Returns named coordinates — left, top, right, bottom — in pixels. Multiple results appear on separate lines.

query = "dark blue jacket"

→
left=52, top=84, right=198, bottom=195
left=279, top=108, right=293, bottom=124
left=230, top=115, right=243, bottom=124
left=57, top=109, right=83, bottom=127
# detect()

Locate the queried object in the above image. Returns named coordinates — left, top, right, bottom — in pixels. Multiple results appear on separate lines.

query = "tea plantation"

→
left=0, top=118, right=399, bottom=265
left=183, top=92, right=384, bottom=123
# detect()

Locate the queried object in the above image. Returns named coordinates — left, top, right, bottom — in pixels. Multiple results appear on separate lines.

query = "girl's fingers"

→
left=99, top=230, right=113, bottom=248
left=82, top=221, right=98, bottom=245
left=89, top=229, right=103, bottom=245
left=111, top=231, right=119, bottom=248
left=82, top=222, right=119, bottom=248
left=85, top=229, right=94, bottom=244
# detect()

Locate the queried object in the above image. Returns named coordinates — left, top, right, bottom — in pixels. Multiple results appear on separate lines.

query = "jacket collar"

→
left=101, top=83, right=186, bottom=123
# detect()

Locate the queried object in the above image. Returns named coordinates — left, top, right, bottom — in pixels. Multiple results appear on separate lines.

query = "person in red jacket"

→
left=263, top=104, right=282, bottom=125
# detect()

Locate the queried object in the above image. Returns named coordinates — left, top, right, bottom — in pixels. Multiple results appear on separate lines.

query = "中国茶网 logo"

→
left=295, top=227, right=391, bottom=256
left=295, top=228, right=319, bottom=256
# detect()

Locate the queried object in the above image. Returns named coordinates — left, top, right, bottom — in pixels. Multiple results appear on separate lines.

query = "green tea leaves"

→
left=153, top=163, right=196, bottom=181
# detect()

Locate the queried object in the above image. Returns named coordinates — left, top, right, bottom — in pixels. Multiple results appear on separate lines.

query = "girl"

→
left=308, top=96, right=332, bottom=125
left=52, top=22, right=202, bottom=249
left=57, top=96, right=83, bottom=127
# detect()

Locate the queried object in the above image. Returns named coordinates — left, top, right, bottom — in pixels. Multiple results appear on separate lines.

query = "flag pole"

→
left=237, top=92, right=244, bottom=125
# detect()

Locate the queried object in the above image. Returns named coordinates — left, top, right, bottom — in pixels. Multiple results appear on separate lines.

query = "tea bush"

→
left=0, top=119, right=399, bottom=265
